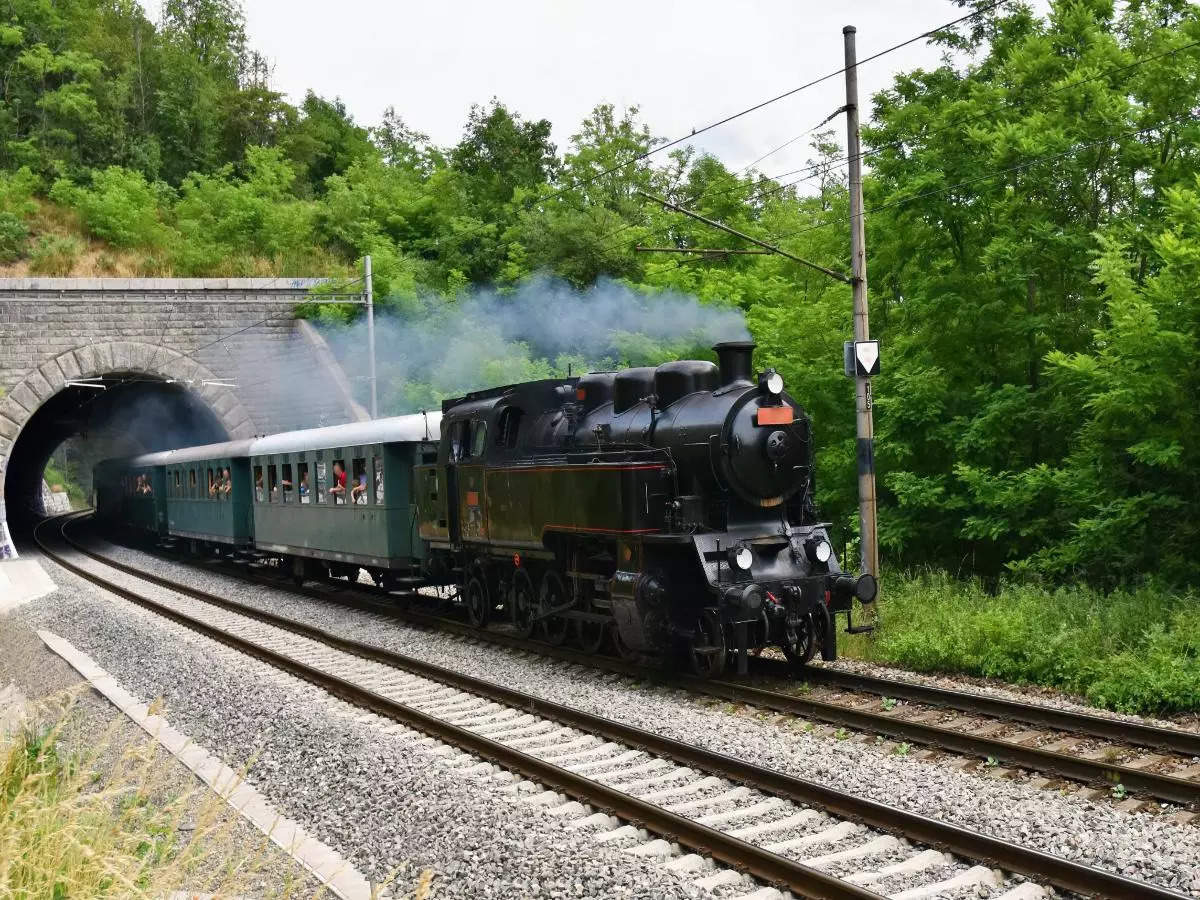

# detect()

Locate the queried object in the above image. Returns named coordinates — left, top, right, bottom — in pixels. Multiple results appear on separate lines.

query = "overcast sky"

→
left=240, top=0, right=1051, bottom=178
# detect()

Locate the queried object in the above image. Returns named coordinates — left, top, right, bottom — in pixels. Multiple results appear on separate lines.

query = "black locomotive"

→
left=416, top=340, right=876, bottom=676
left=97, top=341, right=875, bottom=678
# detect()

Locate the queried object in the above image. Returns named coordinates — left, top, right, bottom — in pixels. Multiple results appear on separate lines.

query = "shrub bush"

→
left=28, top=234, right=82, bottom=275
left=846, top=573, right=1200, bottom=715
left=0, top=211, right=29, bottom=262
left=51, top=166, right=167, bottom=248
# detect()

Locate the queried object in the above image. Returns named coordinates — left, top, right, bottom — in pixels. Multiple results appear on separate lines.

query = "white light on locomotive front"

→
left=733, top=546, right=754, bottom=570
left=814, top=539, right=832, bottom=563
left=765, top=371, right=784, bottom=395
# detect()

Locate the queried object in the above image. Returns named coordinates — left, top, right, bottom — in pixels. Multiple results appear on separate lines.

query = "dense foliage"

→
left=841, top=573, right=1200, bottom=715
left=4, top=0, right=1200, bottom=591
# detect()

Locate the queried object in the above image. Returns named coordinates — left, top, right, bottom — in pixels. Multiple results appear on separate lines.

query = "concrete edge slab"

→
left=36, top=629, right=373, bottom=900
left=0, top=558, right=56, bottom=611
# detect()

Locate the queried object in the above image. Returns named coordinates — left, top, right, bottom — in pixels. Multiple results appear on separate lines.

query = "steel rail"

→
left=792, top=665, right=1200, bottom=759
left=38, top=513, right=877, bottom=900
left=50, top=515, right=1191, bottom=899
left=90, top=520, right=1200, bottom=807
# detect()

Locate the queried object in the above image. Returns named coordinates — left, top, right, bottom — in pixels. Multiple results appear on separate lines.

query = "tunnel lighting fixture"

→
left=201, top=380, right=237, bottom=388
left=66, top=381, right=106, bottom=390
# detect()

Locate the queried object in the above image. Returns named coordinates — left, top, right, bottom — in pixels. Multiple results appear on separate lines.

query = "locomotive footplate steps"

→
left=45, top=513, right=1192, bottom=900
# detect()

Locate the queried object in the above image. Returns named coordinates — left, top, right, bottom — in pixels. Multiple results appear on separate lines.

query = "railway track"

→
left=37, top=512, right=1193, bottom=899
left=89, top=516, right=1200, bottom=813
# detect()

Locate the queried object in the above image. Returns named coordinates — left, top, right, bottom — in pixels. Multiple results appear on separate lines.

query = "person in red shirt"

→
left=329, top=461, right=347, bottom=502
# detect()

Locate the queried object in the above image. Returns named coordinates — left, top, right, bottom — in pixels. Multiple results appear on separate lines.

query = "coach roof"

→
left=125, top=439, right=256, bottom=468
left=248, top=411, right=442, bottom=456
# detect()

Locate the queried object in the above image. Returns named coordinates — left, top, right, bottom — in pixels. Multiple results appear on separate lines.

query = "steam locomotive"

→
left=96, top=341, right=876, bottom=677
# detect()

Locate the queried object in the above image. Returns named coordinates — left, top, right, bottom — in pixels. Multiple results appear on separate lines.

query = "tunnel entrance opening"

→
left=4, top=374, right=227, bottom=538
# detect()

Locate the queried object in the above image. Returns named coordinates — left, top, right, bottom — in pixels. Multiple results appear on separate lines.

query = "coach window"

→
left=253, top=465, right=264, bottom=502
left=267, top=465, right=278, bottom=501
left=189, top=469, right=197, bottom=498
left=206, top=468, right=215, bottom=500
left=496, top=407, right=522, bottom=449
left=174, top=470, right=181, bottom=497
left=470, top=421, right=487, bottom=458
left=315, top=461, right=327, bottom=504
left=297, top=462, right=310, bottom=504
left=281, top=463, right=293, bottom=503
left=351, top=458, right=367, bottom=505
left=330, top=459, right=348, bottom=505
left=372, top=456, right=384, bottom=504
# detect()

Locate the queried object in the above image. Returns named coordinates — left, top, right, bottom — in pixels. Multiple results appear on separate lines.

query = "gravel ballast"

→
left=56, top=534, right=1200, bottom=894
left=0, top=603, right=326, bottom=898
left=18, top=547, right=710, bottom=899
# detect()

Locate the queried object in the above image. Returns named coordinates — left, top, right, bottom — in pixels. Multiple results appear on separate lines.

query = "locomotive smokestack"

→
left=713, top=341, right=755, bottom=386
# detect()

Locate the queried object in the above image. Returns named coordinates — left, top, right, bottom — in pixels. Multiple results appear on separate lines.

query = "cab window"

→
left=496, top=407, right=522, bottom=449
left=449, top=420, right=470, bottom=462
left=470, top=421, right=487, bottom=458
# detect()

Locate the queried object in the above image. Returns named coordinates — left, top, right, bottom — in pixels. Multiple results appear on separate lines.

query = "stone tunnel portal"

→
left=3, top=374, right=229, bottom=538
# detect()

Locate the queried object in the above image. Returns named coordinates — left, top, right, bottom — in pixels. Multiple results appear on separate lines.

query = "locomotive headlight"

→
left=806, top=538, right=833, bottom=565
left=729, top=545, right=754, bottom=571
left=760, top=368, right=785, bottom=396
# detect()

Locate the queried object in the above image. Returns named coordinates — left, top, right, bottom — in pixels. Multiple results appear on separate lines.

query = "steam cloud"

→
left=321, top=276, right=751, bottom=414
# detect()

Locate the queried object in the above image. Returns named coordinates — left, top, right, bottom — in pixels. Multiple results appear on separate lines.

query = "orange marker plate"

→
left=756, top=406, right=794, bottom=426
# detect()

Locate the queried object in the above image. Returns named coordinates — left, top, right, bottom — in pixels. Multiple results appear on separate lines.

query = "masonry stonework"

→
left=0, top=278, right=368, bottom=557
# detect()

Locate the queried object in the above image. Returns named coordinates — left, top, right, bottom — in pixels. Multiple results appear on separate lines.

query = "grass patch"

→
left=840, top=572, right=1200, bottom=716
left=0, top=694, right=426, bottom=897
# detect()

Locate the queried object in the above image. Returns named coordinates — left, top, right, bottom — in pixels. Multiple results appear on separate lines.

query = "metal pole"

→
left=364, top=254, right=378, bottom=419
left=844, top=25, right=880, bottom=579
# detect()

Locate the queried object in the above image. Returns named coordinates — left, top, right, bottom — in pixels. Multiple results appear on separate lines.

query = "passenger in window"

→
left=352, top=472, right=367, bottom=504
left=220, top=468, right=232, bottom=497
left=254, top=469, right=264, bottom=502
left=329, top=461, right=347, bottom=503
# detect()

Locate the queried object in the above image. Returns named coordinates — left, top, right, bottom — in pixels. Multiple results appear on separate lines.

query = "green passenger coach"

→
left=153, top=440, right=255, bottom=547
left=248, top=415, right=441, bottom=584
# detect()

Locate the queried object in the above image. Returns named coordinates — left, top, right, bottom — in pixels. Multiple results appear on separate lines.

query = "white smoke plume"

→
left=319, top=275, right=751, bottom=414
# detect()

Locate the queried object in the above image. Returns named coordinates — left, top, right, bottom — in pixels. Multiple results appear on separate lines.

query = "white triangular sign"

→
left=855, top=341, right=879, bottom=375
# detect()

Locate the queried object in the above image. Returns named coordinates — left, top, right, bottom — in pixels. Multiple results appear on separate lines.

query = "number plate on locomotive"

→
left=756, top=407, right=794, bottom=425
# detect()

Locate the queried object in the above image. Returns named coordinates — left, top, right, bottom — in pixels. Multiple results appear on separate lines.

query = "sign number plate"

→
left=844, top=340, right=880, bottom=377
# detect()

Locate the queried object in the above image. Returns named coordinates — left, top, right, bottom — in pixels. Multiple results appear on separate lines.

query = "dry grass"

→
left=0, top=691, right=432, bottom=898
left=0, top=198, right=344, bottom=279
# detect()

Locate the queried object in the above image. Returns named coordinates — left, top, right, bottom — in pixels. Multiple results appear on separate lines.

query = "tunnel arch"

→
left=1, top=340, right=255, bottom=541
